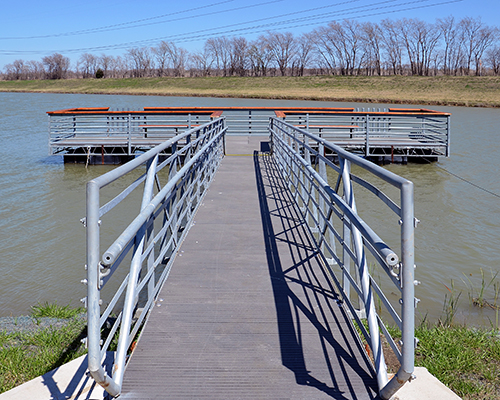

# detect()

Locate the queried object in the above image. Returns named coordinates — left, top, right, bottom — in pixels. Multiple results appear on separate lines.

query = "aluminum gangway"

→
left=82, top=117, right=418, bottom=399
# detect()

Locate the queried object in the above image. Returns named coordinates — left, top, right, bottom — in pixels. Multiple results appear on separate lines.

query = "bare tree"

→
left=294, top=33, right=315, bottom=76
left=380, top=19, right=404, bottom=75
left=472, top=25, right=497, bottom=75
left=361, top=22, right=384, bottom=75
left=152, top=41, right=170, bottom=77
left=230, top=37, right=248, bottom=77
left=205, top=37, right=231, bottom=76
left=167, top=43, right=188, bottom=77
left=459, top=17, right=486, bottom=75
left=25, top=60, right=45, bottom=80
left=437, top=16, right=458, bottom=75
left=126, top=47, right=152, bottom=77
left=42, top=53, right=70, bottom=79
left=401, top=19, right=441, bottom=76
left=189, top=48, right=213, bottom=77
left=313, top=20, right=364, bottom=76
left=98, top=54, right=114, bottom=78
left=486, top=46, right=500, bottom=75
left=78, top=53, right=98, bottom=78
left=247, top=37, right=273, bottom=76
left=312, top=26, right=337, bottom=75
left=264, top=31, right=296, bottom=76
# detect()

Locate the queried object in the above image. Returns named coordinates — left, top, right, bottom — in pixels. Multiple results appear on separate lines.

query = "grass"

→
left=31, top=302, right=85, bottom=319
left=1, top=75, right=500, bottom=107
left=359, top=320, right=500, bottom=400
left=355, top=270, right=500, bottom=400
left=0, top=304, right=87, bottom=394
left=415, top=324, right=500, bottom=400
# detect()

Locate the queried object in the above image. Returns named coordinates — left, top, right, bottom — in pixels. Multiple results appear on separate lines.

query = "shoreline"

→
left=1, top=75, right=500, bottom=108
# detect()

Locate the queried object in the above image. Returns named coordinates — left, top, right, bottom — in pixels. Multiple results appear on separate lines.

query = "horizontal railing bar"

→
left=273, top=130, right=399, bottom=267
left=90, top=120, right=223, bottom=190
left=101, top=129, right=225, bottom=266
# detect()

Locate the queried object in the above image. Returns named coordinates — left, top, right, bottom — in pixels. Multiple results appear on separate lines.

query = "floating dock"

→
left=47, top=106, right=451, bottom=164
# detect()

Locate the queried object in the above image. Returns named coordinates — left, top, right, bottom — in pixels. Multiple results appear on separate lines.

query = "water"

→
left=0, top=92, right=499, bottom=326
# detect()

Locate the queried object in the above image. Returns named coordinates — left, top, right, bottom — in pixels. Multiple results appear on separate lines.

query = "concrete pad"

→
left=393, top=367, right=462, bottom=400
left=0, top=352, right=114, bottom=400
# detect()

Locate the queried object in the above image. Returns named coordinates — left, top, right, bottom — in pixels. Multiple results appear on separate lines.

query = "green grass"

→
left=31, top=302, right=85, bottom=319
left=0, top=305, right=87, bottom=394
left=415, top=324, right=500, bottom=400
left=1, top=75, right=500, bottom=107
left=355, top=316, right=500, bottom=399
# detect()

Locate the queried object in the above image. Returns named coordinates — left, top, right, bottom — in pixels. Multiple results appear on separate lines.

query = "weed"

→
left=462, top=268, right=500, bottom=310
left=30, top=302, right=85, bottom=319
left=441, top=280, right=462, bottom=326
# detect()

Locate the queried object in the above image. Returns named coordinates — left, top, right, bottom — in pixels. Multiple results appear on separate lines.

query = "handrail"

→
left=85, top=118, right=226, bottom=397
left=48, top=107, right=450, bottom=158
left=269, top=117, right=416, bottom=399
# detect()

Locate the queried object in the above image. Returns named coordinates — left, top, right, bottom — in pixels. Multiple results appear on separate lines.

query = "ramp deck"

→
left=120, top=137, right=379, bottom=399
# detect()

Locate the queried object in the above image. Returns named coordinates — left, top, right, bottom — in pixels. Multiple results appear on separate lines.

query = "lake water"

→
left=1, top=92, right=499, bottom=327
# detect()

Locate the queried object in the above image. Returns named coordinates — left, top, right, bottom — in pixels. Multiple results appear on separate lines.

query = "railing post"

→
left=365, top=114, right=370, bottom=157
left=380, top=180, right=415, bottom=400
left=401, top=181, right=415, bottom=372
left=446, top=115, right=451, bottom=157
left=128, top=114, right=132, bottom=156
left=86, top=180, right=121, bottom=396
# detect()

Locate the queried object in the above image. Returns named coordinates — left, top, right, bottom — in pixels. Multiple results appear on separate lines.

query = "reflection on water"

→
left=0, top=92, right=499, bottom=327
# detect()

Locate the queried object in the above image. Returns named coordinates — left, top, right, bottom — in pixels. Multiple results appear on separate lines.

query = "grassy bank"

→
left=1, top=75, right=500, bottom=107
left=0, top=303, right=86, bottom=393
left=415, top=324, right=500, bottom=399
left=1, top=303, right=499, bottom=398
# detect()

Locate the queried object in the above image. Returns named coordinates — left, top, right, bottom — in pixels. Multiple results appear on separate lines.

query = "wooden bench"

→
left=139, top=124, right=201, bottom=137
left=294, top=124, right=360, bottom=138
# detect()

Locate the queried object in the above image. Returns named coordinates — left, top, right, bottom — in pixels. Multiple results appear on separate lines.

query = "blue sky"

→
left=0, top=0, right=498, bottom=68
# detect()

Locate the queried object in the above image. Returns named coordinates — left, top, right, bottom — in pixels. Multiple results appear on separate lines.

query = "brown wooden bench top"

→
left=138, top=124, right=201, bottom=128
left=294, top=124, right=360, bottom=129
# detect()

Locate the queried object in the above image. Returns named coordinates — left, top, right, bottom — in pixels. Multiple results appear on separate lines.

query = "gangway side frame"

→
left=85, top=118, right=226, bottom=397
left=269, top=117, right=416, bottom=399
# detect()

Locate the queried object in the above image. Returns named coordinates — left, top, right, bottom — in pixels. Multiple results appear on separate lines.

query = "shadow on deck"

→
left=255, top=152, right=379, bottom=399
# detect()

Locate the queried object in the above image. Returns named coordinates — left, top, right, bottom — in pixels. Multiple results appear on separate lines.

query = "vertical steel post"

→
left=127, top=114, right=132, bottom=156
left=365, top=114, right=370, bottom=157
left=446, top=115, right=451, bottom=157
left=86, top=181, right=120, bottom=396
left=380, top=180, right=415, bottom=400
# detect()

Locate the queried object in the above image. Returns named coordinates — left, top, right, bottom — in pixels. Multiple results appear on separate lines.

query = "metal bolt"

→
left=81, top=279, right=88, bottom=285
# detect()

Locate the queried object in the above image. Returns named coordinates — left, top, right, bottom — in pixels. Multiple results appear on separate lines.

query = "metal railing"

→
left=48, top=107, right=450, bottom=159
left=280, top=108, right=450, bottom=158
left=84, top=118, right=226, bottom=397
left=269, top=117, right=416, bottom=399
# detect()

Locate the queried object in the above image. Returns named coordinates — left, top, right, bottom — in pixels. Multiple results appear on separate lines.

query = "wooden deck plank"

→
left=120, top=137, right=379, bottom=399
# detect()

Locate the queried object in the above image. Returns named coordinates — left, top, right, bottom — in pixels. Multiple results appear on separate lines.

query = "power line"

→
left=0, top=0, right=236, bottom=40
left=0, top=0, right=462, bottom=55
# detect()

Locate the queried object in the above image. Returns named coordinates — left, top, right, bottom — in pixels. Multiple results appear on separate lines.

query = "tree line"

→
left=3, top=16, right=500, bottom=80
